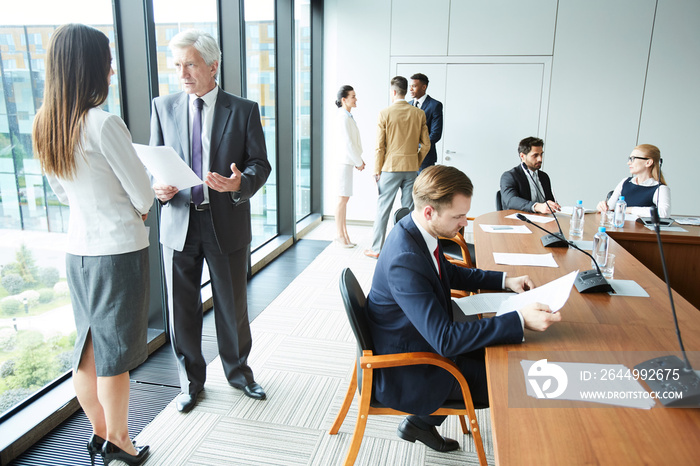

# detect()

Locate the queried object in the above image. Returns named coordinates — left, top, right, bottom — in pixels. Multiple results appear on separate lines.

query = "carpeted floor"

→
left=133, top=222, right=495, bottom=465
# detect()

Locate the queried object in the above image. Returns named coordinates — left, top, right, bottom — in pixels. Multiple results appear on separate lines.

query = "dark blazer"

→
left=409, top=95, right=443, bottom=170
left=149, top=89, right=271, bottom=253
left=500, top=164, right=555, bottom=213
left=365, top=214, right=523, bottom=415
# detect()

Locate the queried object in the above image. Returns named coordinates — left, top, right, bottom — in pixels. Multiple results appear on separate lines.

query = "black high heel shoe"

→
left=87, top=434, right=106, bottom=466
left=102, top=440, right=150, bottom=465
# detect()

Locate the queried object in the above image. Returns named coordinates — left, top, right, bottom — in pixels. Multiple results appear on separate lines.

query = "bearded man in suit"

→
left=366, top=165, right=560, bottom=451
left=149, top=29, right=271, bottom=413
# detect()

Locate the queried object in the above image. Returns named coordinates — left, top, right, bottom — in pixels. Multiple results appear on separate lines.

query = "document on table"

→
left=133, top=144, right=203, bottom=190
left=644, top=225, right=688, bottom=233
left=559, top=205, right=596, bottom=215
left=570, top=240, right=593, bottom=251
left=673, top=216, right=700, bottom=226
left=454, top=292, right=516, bottom=316
left=493, top=252, right=558, bottom=268
left=480, top=224, right=532, bottom=234
left=496, top=270, right=578, bottom=315
left=607, top=279, right=649, bottom=297
left=505, top=213, right=554, bottom=223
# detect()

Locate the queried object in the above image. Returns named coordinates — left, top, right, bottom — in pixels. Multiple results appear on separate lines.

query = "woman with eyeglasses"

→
left=33, top=24, right=152, bottom=465
left=596, top=144, right=670, bottom=217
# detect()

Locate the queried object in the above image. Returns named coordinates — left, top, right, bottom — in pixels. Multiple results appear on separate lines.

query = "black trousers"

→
left=163, top=206, right=254, bottom=395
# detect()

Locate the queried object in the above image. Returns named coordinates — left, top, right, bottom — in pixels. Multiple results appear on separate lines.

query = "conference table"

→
left=474, top=210, right=700, bottom=465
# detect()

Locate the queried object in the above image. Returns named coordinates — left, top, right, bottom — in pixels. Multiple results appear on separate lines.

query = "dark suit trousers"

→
left=163, top=206, right=254, bottom=395
left=412, top=348, right=489, bottom=427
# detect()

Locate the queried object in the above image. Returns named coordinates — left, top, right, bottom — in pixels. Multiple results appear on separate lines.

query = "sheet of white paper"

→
left=644, top=225, right=687, bottom=233
left=520, top=360, right=655, bottom=409
left=672, top=216, right=700, bottom=226
left=133, top=144, right=203, bottom=190
left=505, top=213, right=555, bottom=224
left=480, top=224, right=532, bottom=234
left=493, top=252, right=558, bottom=268
left=625, top=214, right=639, bottom=222
left=559, top=206, right=596, bottom=215
left=570, top=240, right=593, bottom=251
left=496, top=270, right=578, bottom=315
left=454, top=292, right=516, bottom=316
left=607, top=279, right=649, bottom=297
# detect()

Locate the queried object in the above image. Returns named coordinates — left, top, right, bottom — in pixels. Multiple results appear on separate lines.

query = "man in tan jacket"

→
left=365, top=76, right=430, bottom=258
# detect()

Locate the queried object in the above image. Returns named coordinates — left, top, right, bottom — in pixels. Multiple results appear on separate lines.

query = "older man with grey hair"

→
left=150, top=29, right=271, bottom=412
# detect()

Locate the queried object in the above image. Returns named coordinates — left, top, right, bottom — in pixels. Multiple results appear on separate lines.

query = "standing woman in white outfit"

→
left=596, top=144, right=671, bottom=218
left=32, top=24, right=154, bottom=465
left=334, top=85, right=365, bottom=247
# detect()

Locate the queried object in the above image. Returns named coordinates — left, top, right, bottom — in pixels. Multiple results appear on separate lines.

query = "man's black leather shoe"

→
left=242, top=382, right=266, bottom=400
left=397, top=417, right=460, bottom=452
left=175, top=390, right=201, bottom=413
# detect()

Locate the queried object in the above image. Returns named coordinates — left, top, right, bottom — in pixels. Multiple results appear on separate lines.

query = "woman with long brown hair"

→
left=33, top=24, right=153, bottom=465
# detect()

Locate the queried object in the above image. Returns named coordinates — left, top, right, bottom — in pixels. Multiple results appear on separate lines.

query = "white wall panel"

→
left=638, top=0, right=700, bottom=215
left=323, top=0, right=392, bottom=220
left=544, top=0, right=656, bottom=210
left=391, top=0, right=450, bottom=56
left=448, top=0, right=557, bottom=56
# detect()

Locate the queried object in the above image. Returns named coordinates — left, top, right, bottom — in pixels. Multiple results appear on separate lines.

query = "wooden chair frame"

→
left=329, top=352, right=487, bottom=466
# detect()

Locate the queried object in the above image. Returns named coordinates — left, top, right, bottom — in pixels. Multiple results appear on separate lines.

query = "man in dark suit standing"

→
left=409, top=73, right=443, bottom=172
left=366, top=165, right=560, bottom=451
left=500, top=136, right=561, bottom=213
left=149, top=30, right=271, bottom=413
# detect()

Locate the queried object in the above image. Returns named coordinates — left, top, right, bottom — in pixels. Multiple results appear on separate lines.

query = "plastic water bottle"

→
left=569, top=200, right=585, bottom=239
left=613, top=195, right=626, bottom=228
left=592, top=227, right=609, bottom=268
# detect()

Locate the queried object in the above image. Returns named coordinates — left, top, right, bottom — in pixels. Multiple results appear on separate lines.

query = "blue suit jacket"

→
left=409, top=95, right=443, bottom=170
left=366, top=214, right=523, bottom=414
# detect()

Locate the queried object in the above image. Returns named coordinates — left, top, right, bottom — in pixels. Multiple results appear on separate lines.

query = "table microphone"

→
left=634, top=207, right=700, bottom=406
left=522, top=163, right=567, bottom=247
left=516, top=213, right=613, bottom=293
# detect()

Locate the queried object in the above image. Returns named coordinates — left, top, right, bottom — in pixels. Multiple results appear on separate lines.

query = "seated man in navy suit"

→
left=366, top=165, right=560, bottom=451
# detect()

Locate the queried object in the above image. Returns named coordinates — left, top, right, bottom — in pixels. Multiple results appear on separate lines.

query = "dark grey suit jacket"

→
left=500, top=164, right=555, bottom=213
left=149, top=89, right=271, bottom=253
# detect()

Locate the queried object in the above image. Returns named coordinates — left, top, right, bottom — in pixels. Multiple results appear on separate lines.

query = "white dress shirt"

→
left=47, top=108, right=154, bottom=256
left=188, top=87, right=219, bottom=204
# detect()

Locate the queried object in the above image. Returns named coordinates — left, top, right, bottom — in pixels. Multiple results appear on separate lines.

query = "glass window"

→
left=244, top=0, right=277, bottom=249
left=152, top=0, right=218, bottom=98
left=294, top=0, right=312, bottom=222
left=0, top=0, right=120, bottom=416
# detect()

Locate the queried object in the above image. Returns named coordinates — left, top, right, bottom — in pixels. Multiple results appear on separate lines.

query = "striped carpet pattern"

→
left=134, top=222, right=495, bottom=465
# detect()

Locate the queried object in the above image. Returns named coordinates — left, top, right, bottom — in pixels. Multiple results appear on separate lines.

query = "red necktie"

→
left=433, top=245, right=441, bottom=279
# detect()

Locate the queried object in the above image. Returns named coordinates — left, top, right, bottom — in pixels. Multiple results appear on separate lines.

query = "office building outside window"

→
left=244, top=0, right=278, bottom=249
left=0, top=0, right=119, bottom=416
left=294, top=0, right=312, bottom=222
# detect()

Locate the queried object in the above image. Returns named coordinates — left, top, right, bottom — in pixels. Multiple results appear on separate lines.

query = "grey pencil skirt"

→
left=67, top=248, right=149, bottom=377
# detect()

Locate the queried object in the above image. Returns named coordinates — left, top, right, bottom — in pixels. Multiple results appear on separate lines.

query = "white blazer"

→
left=47, top=108, right=154, bottom=256
left=336, top=108, right=363, bottom=166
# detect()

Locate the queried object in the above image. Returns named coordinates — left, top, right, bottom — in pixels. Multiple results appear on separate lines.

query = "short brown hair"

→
left=413, top=165, right=473, bottom=212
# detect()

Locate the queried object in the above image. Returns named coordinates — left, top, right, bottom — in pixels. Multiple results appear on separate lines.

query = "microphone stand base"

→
left=634, top=355, right=700, bottom=407
left=541, top=233, right=569, bottom=248
left=575, top=269, right=614, bottom=293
